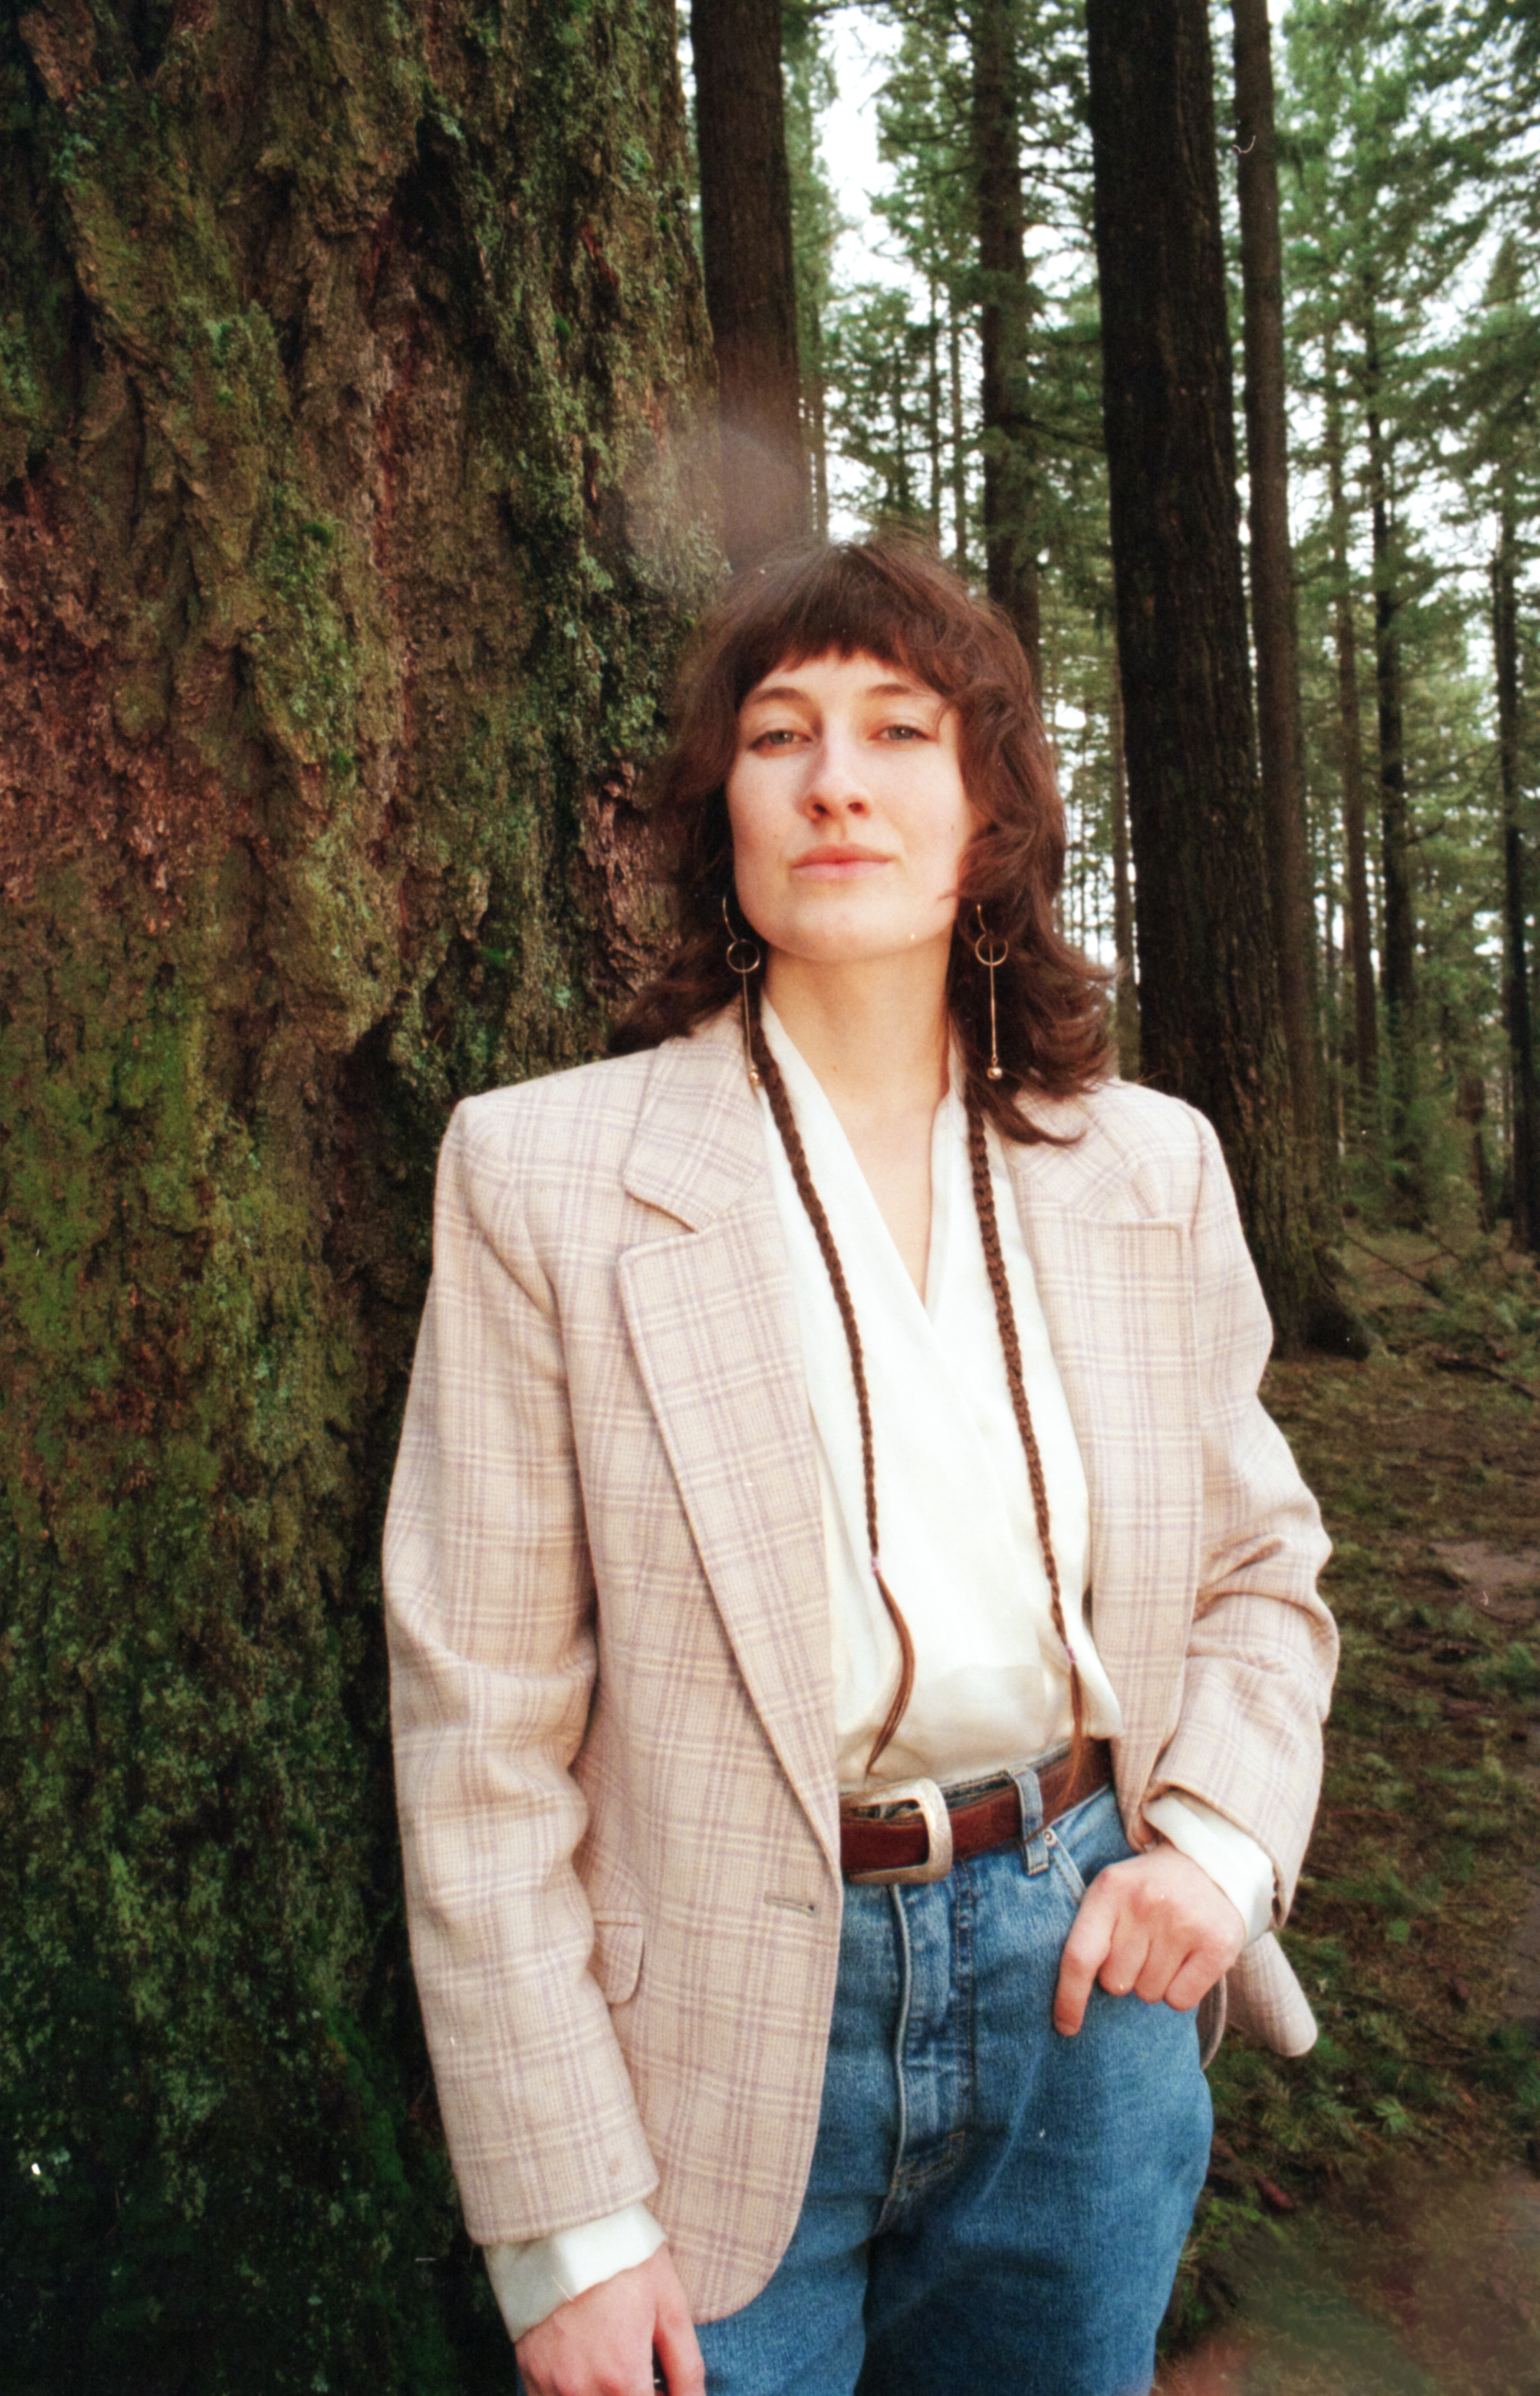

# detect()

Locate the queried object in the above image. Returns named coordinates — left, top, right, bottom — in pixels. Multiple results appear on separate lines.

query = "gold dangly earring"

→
left=973, top=907, right=1008, bottom=1082
left=723, top=894, right=762, bottom=1086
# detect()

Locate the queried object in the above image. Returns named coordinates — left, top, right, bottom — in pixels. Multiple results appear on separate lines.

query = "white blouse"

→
left=757, top=1000, right=1124, bottom=1785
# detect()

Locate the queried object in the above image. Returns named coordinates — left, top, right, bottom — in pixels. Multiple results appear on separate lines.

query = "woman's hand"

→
left=514, top=2246, right=705, bottom=2396
left=1052, top=1842, right=1246, bottom=2036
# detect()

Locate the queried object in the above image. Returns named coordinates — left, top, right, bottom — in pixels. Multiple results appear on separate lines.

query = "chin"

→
left=771, top=926, right=952, bottom=972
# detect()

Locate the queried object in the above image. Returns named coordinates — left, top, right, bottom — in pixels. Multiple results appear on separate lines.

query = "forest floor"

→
left=1158, top=1225, right=1540, bottom=2396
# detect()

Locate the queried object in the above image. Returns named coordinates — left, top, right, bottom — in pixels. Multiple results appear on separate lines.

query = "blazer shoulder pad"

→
left=1020, top=1077, right=1217, bottom=1221
left=451, top=1047, right=660, bottom=1149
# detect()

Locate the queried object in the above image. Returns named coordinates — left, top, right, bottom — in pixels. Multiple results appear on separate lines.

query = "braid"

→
left=751, top=1019, right=916, bottom=1774
left=965, top=1094, right=1087, bottom=1772
left=750, top=1014, right=1085, bottom=1782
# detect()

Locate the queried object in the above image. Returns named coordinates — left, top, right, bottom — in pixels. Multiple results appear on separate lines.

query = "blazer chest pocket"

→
left=591, top=1912, right=644, bottom=2007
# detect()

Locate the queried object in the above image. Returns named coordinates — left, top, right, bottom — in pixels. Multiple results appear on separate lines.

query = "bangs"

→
left=720, top=544, right=993, bottom=711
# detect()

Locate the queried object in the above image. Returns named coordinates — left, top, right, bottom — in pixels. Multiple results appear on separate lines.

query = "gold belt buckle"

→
left=841, top=1776, right=954, bottom=1886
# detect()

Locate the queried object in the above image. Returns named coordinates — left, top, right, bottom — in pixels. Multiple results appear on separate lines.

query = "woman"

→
left=385, top=541, right=1334, bottom=2396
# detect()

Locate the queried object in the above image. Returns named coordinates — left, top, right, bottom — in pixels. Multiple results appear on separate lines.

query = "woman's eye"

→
left=880, top=722, right=927, bottom=742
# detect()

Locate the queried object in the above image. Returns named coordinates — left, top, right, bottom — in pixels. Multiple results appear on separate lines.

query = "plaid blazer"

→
left=384, top=1009, right=1335, bottom=2323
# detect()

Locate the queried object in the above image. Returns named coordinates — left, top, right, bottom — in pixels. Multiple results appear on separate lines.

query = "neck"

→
left=763, top=946, right=952, bottom=1122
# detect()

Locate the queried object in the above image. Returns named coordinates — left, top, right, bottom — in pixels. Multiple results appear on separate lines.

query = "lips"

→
left=790, top=844, right=892, bottom=876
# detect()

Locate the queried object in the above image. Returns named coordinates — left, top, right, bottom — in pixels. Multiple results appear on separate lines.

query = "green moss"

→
left=0, top=878, right=471, bottom=2385
left=0, top=35, right=80, bottom=483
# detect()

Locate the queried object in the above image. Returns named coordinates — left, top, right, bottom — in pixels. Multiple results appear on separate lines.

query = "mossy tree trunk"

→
left=1495, top=497, right=1540, bottom=1249
left=1230, top=0, right=1319, bottom=1178
left=970, top=0, right=1041, bottom=690
left=690, top=0, right=807, bottom=567
left=1108, top=639, right=1138, bottom=1078
left=1360, top=305, right=1419, bottom=1180
left=0, top=4, right=718, bottom=2388
left=1323, top=325, right=1379, bottom=1137
left=1085, top=0, right=1357, bottom=1355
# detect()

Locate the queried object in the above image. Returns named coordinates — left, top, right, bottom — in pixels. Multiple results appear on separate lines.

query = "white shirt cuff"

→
left=1142, top=1791, right=1275, bottom=1947
left=483, top=2203, right=667, bottom=2344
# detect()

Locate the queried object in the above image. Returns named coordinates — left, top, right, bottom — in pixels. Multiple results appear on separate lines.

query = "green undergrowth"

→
left=1165, top=1231, right=1540, bottom=2354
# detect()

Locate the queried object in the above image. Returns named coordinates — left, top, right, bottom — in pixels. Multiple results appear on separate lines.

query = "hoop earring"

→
left=723, top=894, right=762, bottom=1087
left=973, top=907, right=1008, bottom=1082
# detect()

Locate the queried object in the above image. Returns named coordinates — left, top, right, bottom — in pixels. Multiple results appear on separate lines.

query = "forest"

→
left=0, top=0, right=1538, bottom=2389
left=779, top=0, right=1540, bottom=1315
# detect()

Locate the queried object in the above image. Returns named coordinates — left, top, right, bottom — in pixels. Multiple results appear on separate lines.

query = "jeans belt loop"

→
left=1012, top=1764, right=1051, bottom=1876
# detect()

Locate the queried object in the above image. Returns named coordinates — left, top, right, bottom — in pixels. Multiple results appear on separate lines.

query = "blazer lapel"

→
left=1006, top=1124, right=1203, bottom=1797
left=615, top=1047, right=1209, bottom=1846
left=618, top=1020, right=839, bottom=1870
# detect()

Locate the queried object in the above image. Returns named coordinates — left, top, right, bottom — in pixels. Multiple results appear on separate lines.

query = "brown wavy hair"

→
left=609, top=538, right=1111, bottom=1138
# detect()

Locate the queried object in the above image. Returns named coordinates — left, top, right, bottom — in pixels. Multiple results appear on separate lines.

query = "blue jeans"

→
left=695, top=1782, right=1212, bottom=2396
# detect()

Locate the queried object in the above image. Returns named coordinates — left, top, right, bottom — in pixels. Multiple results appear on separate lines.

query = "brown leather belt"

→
left=839, top=1740, right=1112, bottom=1886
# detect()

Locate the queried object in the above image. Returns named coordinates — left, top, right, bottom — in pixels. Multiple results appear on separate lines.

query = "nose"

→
left=801, top=723, right=871, bottom=820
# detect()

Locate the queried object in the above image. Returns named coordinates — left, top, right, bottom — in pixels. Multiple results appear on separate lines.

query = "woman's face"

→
left=725, top=650, right=976, bottom=976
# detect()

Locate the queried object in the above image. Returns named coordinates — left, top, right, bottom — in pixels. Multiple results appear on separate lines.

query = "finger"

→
left=1100, top=1925, right=1154, bottom=2002
left=1160, top=1942, right=1233, bottom=2014
left=1132, top=1944, right=1174, bottom=2003
left=651, top=2294, right=706, bottom=2396
left=651, top=2332, right=706, bottom=2393
left=1118, top=1905, right=1182, bottom=2002
left=1053, top=1888, right=1117, bottom=2035
left=1154, top=1952, right=1207, bottom=2014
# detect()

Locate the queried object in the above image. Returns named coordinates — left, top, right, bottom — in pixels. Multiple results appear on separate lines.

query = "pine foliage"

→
left=790, top=0, right=1540, bottom=1246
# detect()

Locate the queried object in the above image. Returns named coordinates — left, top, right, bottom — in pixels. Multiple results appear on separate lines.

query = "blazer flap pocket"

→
left=590, top=1912, right=644, bottom=2006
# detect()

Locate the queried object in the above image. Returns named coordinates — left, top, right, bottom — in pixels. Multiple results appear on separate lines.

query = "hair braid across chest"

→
left=965, top=1096, right=1087, bottom=1769
left=752, top=1015, right=1086, bottom=1780
left=752, top=1020, right=916, bottom=1773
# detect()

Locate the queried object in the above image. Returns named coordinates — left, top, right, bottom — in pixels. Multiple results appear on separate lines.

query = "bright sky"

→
left=823, top=10, right=906, bottom=298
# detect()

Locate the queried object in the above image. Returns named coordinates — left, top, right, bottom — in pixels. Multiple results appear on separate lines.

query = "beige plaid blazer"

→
left=384, top=1009, right=1335, bottom=2323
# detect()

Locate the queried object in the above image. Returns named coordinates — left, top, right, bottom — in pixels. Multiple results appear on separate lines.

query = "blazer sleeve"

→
left=383, top=1100, right=659, bottom=2243
left=1141, top=1107, right=1337, bottom=1927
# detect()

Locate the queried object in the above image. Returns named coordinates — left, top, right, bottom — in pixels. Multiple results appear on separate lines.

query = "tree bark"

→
left=0, top=3, right=716, bottom=2382
left=893, top=345, right=914, bottom=514
left=1323, top=327, right=1378, bottom=1131
left=1086, top=0, right=1353, bottom=1352
left=809, top=329, right=830, bottom=536
left=1361, top=311, right=1417, bottom=1122
left=950, top=309, right=970, bottom=574
left=691, top=0, right=809, bottom=565
left=1109, top=641, right=1140, bottom=1077
left=1495, top=500, right=1540, bottom=1248
left=927, top=282, right=944, bottom=536
left=970, top=0, right=1040, bottom=688
left=1230, top=0, right=1318, bottom=1167
left=1316, top=808, right=1343, bottom=1194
